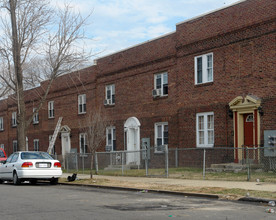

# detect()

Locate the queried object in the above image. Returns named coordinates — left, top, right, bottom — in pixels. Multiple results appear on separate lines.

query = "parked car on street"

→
left=0, top=148, right=7, bottom=163
left=0, top=151, right=62, bottom=185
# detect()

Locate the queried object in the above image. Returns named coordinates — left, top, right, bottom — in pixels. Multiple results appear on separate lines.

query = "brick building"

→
left=0, top=0, right=275, bottom=166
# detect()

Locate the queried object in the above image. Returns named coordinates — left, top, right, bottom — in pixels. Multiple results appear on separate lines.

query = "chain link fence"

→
left=60, top=146, right=276, bottom=182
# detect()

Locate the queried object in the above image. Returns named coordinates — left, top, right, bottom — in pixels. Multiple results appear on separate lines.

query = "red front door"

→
left=243, top=113, right=254, bottom=158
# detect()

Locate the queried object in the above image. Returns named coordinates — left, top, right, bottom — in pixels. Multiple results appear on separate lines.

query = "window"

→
left=34, top=139, right=39, bottom=151
left=105, top=84, right=115, bottom=105
left=78, top=94, right=86, bottom=114
left=48, top=101, right=54, bottom=118
left=196, top=112, right=214, bottom=148
left=154, top=72, right=168, bottom=96
left=0, top=144, right=4, bottom=149
left=106, top=127, right=116, bottom=151
left=154, top=122, right=168, bottom=152
left=33, top=108, right=39, bottom=124
left=12, top=112, right=17, bottom=127
left=79, top=133, right=88, bottom=154
left=195, top=53, right=213, bottom=84
left=13, top=140, right=17, bottom=152
left=0, top=117, right=3, bottom=131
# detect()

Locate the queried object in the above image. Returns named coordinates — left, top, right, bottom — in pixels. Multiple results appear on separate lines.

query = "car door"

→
left=0, top=153, right=14, bottom=179
left=5, top=153, right=19, bottom=180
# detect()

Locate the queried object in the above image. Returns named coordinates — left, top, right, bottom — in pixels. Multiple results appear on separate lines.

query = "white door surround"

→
left=60, top=125, right=71, bottom=156
left=124, top=117, right=141, bottom=165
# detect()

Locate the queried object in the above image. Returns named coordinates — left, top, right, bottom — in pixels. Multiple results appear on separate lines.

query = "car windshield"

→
left=21, top=152, right=53, bottom=160
left=0, top=151, right=5, bottom=158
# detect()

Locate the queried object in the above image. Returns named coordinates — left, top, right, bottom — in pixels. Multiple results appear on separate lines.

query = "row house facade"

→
left=0, top=0, right=275, bottom=166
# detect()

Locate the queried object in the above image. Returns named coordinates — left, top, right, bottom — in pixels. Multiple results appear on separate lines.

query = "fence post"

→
left=175, top=148, right=178, bottom=168
left=203, top=149, right=206, bottom=180
left=82, top=155, right=84, bottom=174
left=66, top=154, right=69, bottom=173
left=121, top=151, right=124, bottom=176
left=95, top=153, right=98, bottom=174
left=75, top=153, right=78, bottom=172
left=246, top=147, right=251, bottom=181
left=165, top=145, right=169, bottom=178
left=145, top=149, right=148, bottom=176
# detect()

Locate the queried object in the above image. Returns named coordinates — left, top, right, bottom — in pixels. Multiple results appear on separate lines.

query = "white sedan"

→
left=0, top=151, right=62, bottom=185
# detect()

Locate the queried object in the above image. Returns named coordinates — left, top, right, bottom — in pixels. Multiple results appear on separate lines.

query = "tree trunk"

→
left=90, top=152, right=94, bottom=179
left=10, top=0, right=27, bottom=151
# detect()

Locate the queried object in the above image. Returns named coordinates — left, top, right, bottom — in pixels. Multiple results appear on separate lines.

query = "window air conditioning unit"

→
left=156, top=145, right=167, bottom=152
left=105, top=145, right=112, bottom=152
left=152, top=89, right=161, bottom=97
left=104, top=99, right=112, bottom=105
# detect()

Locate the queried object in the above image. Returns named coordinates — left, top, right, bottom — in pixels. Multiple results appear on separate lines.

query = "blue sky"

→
left=57, top=0, right=242, bottom=61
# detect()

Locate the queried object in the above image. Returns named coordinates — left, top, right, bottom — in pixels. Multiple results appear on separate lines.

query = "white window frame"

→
left=79, top=133, right=88, bottom=154
left=33, top=108, right=39, bottom=124
left=48, top=101, right=54, bottom=118
left=194, top=52, right=213, bottom=85
left=196, top=112, right=214, bottom=148
left=12, top=112, right=17, bottom=127
left=78, top=94, right=86, bottom=114
left=105, top=84, right=115, bottom=104
left=34, top=139, right=39, bottom=151
left=13, top=140, right=17, bottom=152
left=154, top=122, right=168, bottom=153
left=106, top=126, right=116, bottom=151
left=154, top=72, right=168, bottom=96
left=0, top=117, right=3, bottom=131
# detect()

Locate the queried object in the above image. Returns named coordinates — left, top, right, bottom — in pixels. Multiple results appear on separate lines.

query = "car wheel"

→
left=50, top=178, right=58, bottom=185
left=30, top=179, right=37, bottom=185
left=13, top=172, right=21, bottom=185
left=0, top=179, right=3, bottom=184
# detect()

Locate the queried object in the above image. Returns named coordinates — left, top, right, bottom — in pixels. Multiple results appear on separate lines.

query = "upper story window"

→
left=78, top=94, right=86, bottom=114
left=12, top=112, right=17, bottom=127
left=48, top=101, right=54, bottom=118
left=153, top=72, right=168, bottom=97
left=194, top=53, right=213, bottom=84
left=33, top=108, right=39, bottom=124
left=196, top=112, right=214, bottom=148
left=154, top=122, right=168, bottom=153
left=104, top=84, right=115, bottom=105
left=106, top=126, right=116, bottom=151
left=0, top=117, right=3, bottom=131
left=79, top=133, right=88, bottom=154
left=34, top=139, right=39, bottom=151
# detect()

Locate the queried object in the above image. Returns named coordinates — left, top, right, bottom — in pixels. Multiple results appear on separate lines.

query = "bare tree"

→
left=80, top=108, right=110, bottom=179
left=0, top=0, right=91, bottom=150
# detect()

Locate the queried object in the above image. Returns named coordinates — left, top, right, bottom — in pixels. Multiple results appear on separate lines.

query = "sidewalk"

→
left=62, top=173, right=276, bottom=192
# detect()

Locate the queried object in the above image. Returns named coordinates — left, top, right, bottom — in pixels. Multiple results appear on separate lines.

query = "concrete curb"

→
left=238, top=197, right=276, bottom=204
left=59, top=182, right=219, bottom=200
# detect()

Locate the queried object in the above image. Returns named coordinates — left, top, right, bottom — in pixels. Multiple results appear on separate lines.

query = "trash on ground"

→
left=265, top=208, right=275, bottom=213
left=268, top=201, right=275, bottom=207
left=67, top=173, right=77, bottom=182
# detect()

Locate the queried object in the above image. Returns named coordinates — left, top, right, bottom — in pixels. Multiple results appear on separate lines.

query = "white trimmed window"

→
left=79, top=133, right=88, bottom=154
left=154, top=122, right=168, bottom=152
left=106, top=127, right=116, bottom=151
left=105, top=84, right=115, bottom=105
left=154, top=72, right=168, bottom=96
left=195, top=53, right=213, bottom=84
left=78, top=94, right=86, bottom=114
left=34, top=139, right=39, bottom=151
left=33, top=108, right=39, bottom=124
left=0, top=117, right=3, bottom=131
left=12, top=112, right=17, bottom=127
left=13, top=140, right=17, bottom=152
left=196, top=112, right=214, bottom=148
left=48, top=101, right=54, bottom=118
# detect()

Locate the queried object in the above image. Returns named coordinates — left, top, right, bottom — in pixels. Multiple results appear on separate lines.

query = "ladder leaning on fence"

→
left=47, top=117, right=63, bottom=154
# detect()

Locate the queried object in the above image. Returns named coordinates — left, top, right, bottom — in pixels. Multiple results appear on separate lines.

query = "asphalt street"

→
left=0, top=182, right=275, bottom=220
